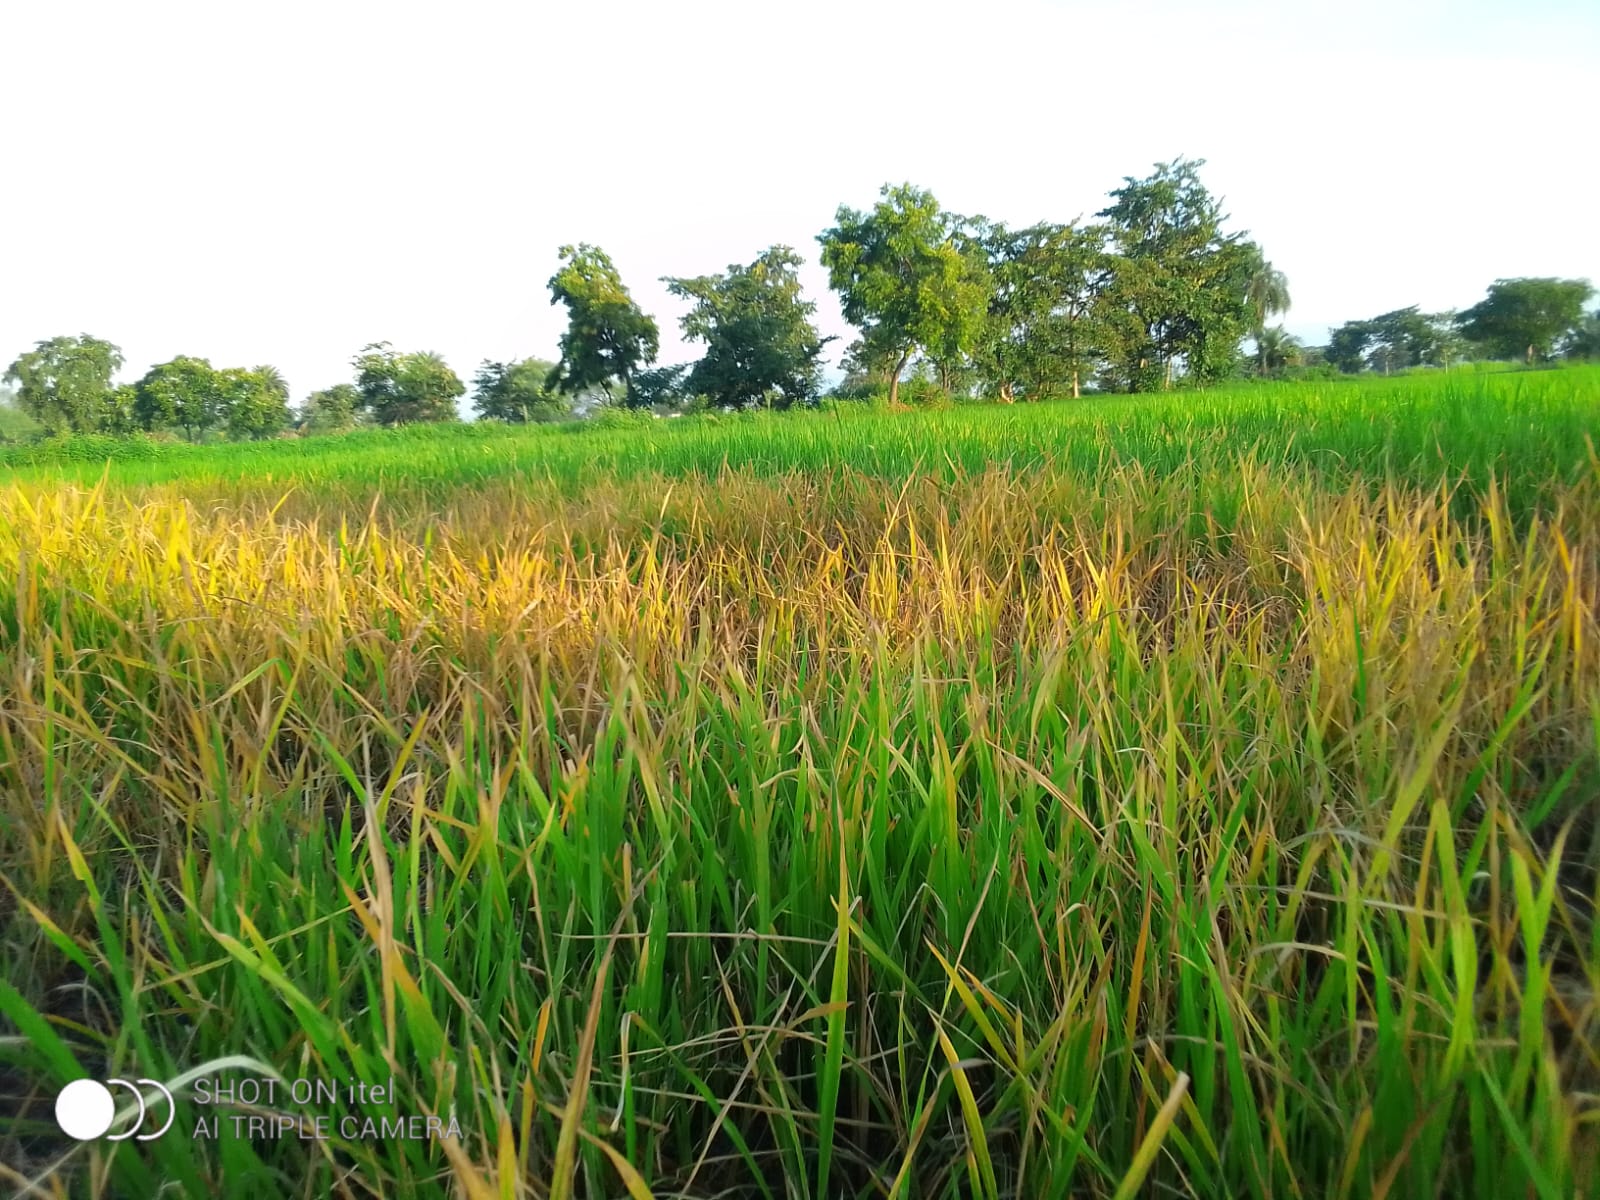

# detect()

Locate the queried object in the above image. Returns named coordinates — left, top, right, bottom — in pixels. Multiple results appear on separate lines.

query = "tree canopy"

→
left=4, top=334, right=124, bottom=435
left=1458, top=277, right=1595, bottom=365
left=817, top=184, right=988, bottom=407
left=1094, top=158, right=1259, bottom=391
left=547, top=244, right=660, bottom=408
left=133, top=356, right=228, bottom=440
left=971, top=220, right=1109, bottom=400
left=665, top=246, right=831, bottom=410
left=353, top=343, right=464, bottom=426
left=471, top=358, right=568, bottom=423
left=299, top=384, right=364, bottom=434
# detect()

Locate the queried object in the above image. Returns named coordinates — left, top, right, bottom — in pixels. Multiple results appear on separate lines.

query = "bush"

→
left=586, top=407, right=659, bottom=432
left=0, top=433, right=172, bottom=469
left=897, top=378, right=951, bottom=409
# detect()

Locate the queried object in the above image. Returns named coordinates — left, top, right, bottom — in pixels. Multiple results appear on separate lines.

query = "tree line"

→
left=5, top=158, right=1597, bottom=440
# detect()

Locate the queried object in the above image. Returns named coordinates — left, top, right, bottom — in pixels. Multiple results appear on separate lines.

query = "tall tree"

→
left=1562, top=311, right=1600, bottom=362
left=254, top=365, right=290, bottom=410
left=1095, top=159, right=1256, bottom=391
left=353, top=343, right=464, bottom=426
left=222, top=367, right=292, bottom=440
left=1458, top=277, right=1595, bottom=365
left=99, top=385, right=140, bottom=435
left=133, top=355, right=227, bottom=440
left=4, top=334, right=124, bottom=435
left=971, top=219, right=1109, bottom=401
left=299, top=384, right=364, bottom=433
left=547, top=244, right=660, bottom=408
left=1252, top=326, right=1303, bottom=374
left=1325, top=320, right=1374, bottom=373
left=665, top=245, right=832, bottom=410
left=817, top=184, right=989, bottom=407
left=1244, top=251, right=1292, bottom=375
left=629, top=364, right=690, bottom=411
left=1422, top=311, right=1470, bottom=368
left=471, top=358, right=568, bottom=423
left=1366, top=307, right=1435, bottom=373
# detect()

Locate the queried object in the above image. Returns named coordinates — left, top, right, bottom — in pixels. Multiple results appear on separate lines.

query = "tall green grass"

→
left=0, top=370, right=1596, bottom=1198
left=4, top=369, right=1598, bottom=514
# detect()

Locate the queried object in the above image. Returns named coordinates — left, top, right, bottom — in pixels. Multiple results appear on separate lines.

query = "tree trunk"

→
left=887, top=349, right=911, bottom=408
left=1526, top=344, right=1534, bottom=367
left=1164, top=356, right=1174, bottom=390
left=1071, top=369, right=1080, bottom=399
left=998, top=381, right=1014, bottom=404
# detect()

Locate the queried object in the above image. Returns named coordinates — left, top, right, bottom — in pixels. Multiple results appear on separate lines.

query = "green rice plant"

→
left=0, top=371, right=1596, bottom=1197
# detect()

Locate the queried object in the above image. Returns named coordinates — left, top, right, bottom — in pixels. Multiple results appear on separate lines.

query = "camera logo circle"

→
left=55, top=1078, right=176, bottom=1141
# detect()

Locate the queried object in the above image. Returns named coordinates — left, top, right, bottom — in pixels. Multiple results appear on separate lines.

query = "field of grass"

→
left=2, top=369, right=1597, bottom=1198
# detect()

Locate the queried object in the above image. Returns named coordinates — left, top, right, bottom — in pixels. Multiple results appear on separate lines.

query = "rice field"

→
left=2, top=369, right=1598, bottom=1199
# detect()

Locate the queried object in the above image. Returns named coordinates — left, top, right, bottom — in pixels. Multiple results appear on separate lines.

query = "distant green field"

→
left=1, top=367, right=1597, bottom=1198
left=4, top=368, right=1598, bottom=512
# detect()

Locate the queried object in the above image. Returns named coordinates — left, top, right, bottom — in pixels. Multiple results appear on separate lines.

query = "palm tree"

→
left=253, top=365, right=289, bottom=399
left=1245, top=256, right=1292, bottom=375
left=1253, top=325, right=1302, bottom=375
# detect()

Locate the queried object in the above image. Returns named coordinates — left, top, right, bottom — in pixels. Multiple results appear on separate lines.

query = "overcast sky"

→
left=3, top=0, right=1596, bottom=409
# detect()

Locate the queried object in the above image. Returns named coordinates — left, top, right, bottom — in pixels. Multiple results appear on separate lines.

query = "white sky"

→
left=3, top=0, right=1597, bottom=411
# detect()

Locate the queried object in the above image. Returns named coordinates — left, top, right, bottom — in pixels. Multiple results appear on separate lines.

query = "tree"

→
left=471, top=358, right=569, bottom=423
left=353, top=343, right=464, bottom=425
left=1244, top=251, right=1292, bottom=375
left=1458, top=277, right=1595, bottom=365
left=818, top=183, right=989, bottom=407
left=1365, top=307, right=1435, bottom=374
left=300, top=384, right=364, bottom=434
left=3, top=334, right=124, bottom=435
left=1422, top=311, right=1470, bottom=368
left=971, top=219, right=1109, bottom=401
left=665, top=245, right=832, bottom=410
left=255, top=365, right=289, bottom=403
left=1562, top=311, right=1600, bottom=362
left=133, top=355, right=227, bottom=440
left=1094, top=159, right=1257, bottom=391
left=1326, top=320, right=1373, bottom=373
left=1252, top=326, right=1303, bottom=374
left=222, top=367, right=292, bottom=440
left=547, top=244, right=660, bottom=408
left=629, top=364, right=690, bottom=411
left=98, top=384, right=140, bottom=435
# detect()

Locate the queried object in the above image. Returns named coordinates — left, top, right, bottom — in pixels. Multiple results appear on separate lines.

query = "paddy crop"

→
left=1, top=369, right=1597, bottom=1198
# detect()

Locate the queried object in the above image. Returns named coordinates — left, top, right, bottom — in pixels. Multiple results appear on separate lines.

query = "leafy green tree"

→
left=222, top=367, right=292, bottom=440
left=971, top=219, right=1109, bottom=400
left=1458, top=277, right=1595, bottom=365
left=1244, top=251, right=1292, bottom=375
left=818, top=183, right=989, bottom=407
left=831, top=340, right=890, bottom=394
left=1252, top=326, right=1303, bottom=374
left=300, top=384, right=364, bottom=434
left=665, top=245, right=832, bottom=410
left=1365, top=307, right=1435, bottom=373
left=1325, top=320, right=1373, bottom=373
left=353, top=343, right=464, bottom=425
left=4, top=334, right=125, bottom=435
left=98, top=384, right=140, bottom=435
left=1094, top=159, right=1257, bottom=391
left=629, top=364, right=690, bottom=411
left=471, top=358, right=569, bottom=423
left=1422, top=311, right=1470, bottom=368
left=133, top=355, right=227, bottom=440
left=547, top=244, right=660, bottom=408
left=1562, top=311, right=1600, bottom=361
